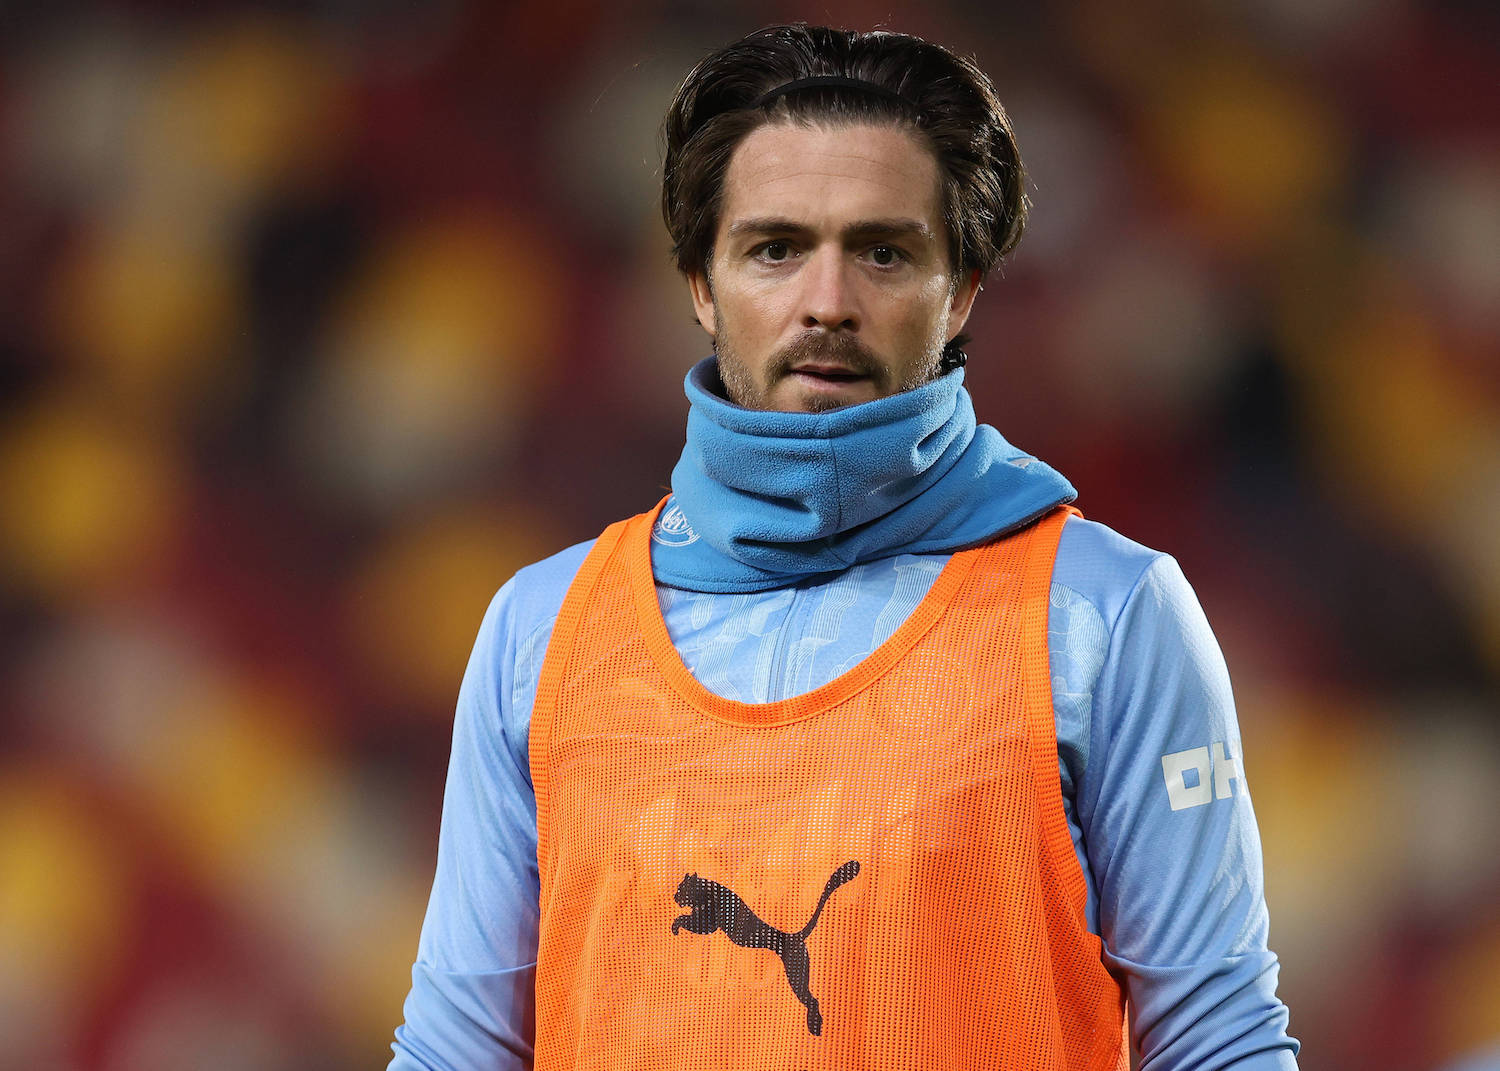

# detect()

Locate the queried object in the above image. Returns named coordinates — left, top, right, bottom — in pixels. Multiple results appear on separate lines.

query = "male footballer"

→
left=390, top=24, right=1299, bottom=1070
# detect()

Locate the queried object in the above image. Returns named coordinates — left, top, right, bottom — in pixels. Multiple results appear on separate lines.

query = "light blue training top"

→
left=389, top=360, right=1300, bottom=1070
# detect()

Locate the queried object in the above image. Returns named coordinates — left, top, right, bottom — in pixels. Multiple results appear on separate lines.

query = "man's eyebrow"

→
left=842, top=218, right=937, bottom=243
left=724, top=216, right=938, bottom=242
left=725, top=216, right=810, bottom=238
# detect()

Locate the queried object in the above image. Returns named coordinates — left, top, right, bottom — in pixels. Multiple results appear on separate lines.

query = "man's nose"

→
left=800, top=251, right=859, bottom=331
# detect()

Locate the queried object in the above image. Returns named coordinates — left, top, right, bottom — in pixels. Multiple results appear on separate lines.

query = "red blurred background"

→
left=1, top=1, right=1496, bottom=1068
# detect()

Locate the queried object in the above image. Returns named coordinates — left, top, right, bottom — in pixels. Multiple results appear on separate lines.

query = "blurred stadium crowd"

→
left=0, top=1, right=1496, bottom=1068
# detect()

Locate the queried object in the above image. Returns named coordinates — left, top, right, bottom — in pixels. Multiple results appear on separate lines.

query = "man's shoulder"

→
left=513, top=537, right=596, bottom=588
left=1052, top=514, right=1176, bottom=632
left=496, top=501, right=671, bottom=642
left=505, top=537, right=597, bottom=630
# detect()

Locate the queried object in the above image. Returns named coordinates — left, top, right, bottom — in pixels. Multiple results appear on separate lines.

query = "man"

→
left=390, top=25, right=1299, bottom=1070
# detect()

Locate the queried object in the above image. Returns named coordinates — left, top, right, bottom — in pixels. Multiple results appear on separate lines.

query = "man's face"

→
left=688, top=122, right=980, bottom=413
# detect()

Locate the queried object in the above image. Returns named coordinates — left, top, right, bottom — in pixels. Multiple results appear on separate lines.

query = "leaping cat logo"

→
left=670, top=860, right=861, bottom=1036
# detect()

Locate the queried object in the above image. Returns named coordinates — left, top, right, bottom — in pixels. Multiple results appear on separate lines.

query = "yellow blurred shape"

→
left=140, top=13, right=344, bottom=193
left=120, top=672, right=424, bottom=1042
left=326, top=876, right=429, bottom=1066
left=301, top=214, right=560, bottom=503
left=0, top=766, right=133, bottom=999
left=1437, top=917, right=1500, bottom=1057
left=347, top=506, right=555, bottom=711
left=1249, top=691, right=1398, bottom=965
left=0, top=399, right=179, bottom=596
left=332, top=212, right=553, bottom=390
left=134, top=675, right=333, bottom=888
left=44, top=14, right=344, bottom=422
left=1288, top=275, right=1500, bottom=672
left=1148, top=55, right=1345, bottom=246
left=51, top=226, right=239, bottom=415
left=1310, top=298, right=1489, bottom=524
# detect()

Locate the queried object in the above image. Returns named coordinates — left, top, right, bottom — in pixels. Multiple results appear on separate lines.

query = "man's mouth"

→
left=789, top=363, right=868, bottom=382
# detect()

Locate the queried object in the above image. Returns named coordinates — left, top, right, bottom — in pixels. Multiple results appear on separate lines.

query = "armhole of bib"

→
left=529, top=503, right=660, bottom=888
left=1022, top=507, right=1092, bottom=918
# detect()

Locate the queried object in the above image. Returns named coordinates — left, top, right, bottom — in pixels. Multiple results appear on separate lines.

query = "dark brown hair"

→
left=661, top=25, right=1028, bottom=279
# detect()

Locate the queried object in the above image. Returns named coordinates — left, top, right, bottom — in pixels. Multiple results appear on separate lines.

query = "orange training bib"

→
left=529, top=503, right=1126, bottom=1070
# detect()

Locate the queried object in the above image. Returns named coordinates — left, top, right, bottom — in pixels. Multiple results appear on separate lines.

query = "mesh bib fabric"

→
left=530, top=502, right=1127, bottom=1070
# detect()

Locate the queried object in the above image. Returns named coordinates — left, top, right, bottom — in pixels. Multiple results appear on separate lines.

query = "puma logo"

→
left=670, top=860, right=861, bottom=1036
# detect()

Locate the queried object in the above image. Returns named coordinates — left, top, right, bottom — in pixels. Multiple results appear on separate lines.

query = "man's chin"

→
left=790, top=393, right=857, bottom=414
left=768, top=372, right=884, bottom=413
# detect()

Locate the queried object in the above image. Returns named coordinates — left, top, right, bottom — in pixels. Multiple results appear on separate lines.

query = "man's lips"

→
left=789, top=363, right=868, bottom=380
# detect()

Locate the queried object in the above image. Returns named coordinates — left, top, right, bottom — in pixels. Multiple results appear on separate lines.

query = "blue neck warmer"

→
left=651, top=357, right=1076, bottom=593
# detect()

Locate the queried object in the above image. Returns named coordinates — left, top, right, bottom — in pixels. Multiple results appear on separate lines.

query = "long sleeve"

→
left=388, top=540, right=593, bottom=1070
left=1067, top=541, right=1299, bottom=1069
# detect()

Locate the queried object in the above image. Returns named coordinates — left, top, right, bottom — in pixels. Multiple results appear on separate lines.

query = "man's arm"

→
left=389, top=542, right=591, bottom=1070
left=1065, top=529, right=1298, bottom=1069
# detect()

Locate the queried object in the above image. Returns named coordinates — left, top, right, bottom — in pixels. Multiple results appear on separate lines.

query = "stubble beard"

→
left=713, top=311, right=946, bottom=414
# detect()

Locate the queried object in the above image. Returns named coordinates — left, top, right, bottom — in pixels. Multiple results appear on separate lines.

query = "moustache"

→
left=769, top=333, right=885, bottom=380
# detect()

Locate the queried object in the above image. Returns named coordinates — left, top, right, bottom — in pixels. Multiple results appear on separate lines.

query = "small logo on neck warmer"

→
left=652, top=502, right=699, bottom=547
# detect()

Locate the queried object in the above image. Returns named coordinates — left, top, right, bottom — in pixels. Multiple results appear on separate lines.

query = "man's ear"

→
left=688, top=270, right=717, bottom=339
left=947, top=269, right=981, bottom=341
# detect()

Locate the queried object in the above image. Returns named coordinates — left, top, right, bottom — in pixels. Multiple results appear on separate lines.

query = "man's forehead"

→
left=718, top=121, right=943, bottom=233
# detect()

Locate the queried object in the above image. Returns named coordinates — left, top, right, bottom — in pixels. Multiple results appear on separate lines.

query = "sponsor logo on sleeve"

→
left=1161, top=740, right=1243, bottom=811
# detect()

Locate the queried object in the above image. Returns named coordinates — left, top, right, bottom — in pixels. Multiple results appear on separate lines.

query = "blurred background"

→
left=0, top=0, right=1495, bottom=1067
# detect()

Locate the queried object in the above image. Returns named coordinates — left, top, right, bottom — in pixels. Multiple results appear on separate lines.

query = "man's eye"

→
left=758, top=241, right=792, bottom=262
left=869, top=245, right=903, bottom=266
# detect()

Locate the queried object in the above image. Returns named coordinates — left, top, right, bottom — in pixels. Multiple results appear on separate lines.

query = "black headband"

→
left=752, top=75, right=916, bottom=111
